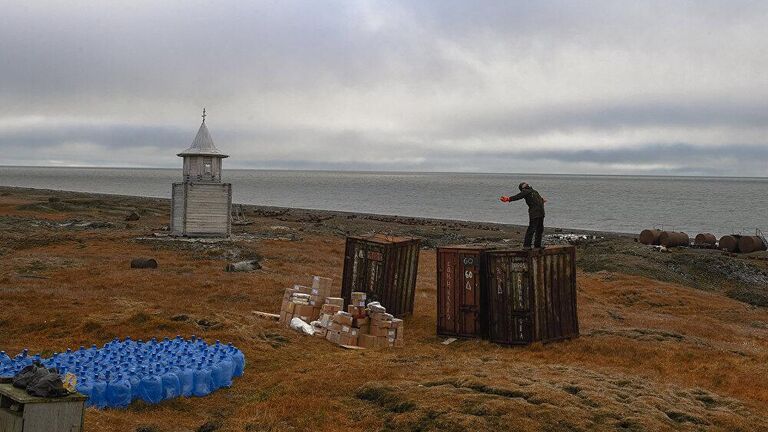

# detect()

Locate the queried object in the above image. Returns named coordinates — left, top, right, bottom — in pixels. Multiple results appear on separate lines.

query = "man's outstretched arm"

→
left=508, top=189, right=531, bottom=201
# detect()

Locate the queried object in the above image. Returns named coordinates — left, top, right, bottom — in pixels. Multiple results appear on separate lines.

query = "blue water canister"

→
left=192, top=364, right=212, bottom=397
left=129, top=372, right=142, bottom=401
left=77, top=379, right=94, bottom=406
left=178, top=365, right=194, bottom=397
left=0, top=351, right=10, bottom=365
left=91, top=378, right=108, bottom=409
left=106, top=374, right=132, bottom=408
left=216, top=356, right=234, bottom=388
left=161, top=368, right=181, bottom=400
left=231, top=347, right=245, bottom=377
left=139, top=373, right=163, bottom=404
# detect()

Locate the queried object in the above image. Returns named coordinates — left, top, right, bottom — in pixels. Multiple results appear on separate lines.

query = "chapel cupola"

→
left=177, top=108, right=229, bottom=183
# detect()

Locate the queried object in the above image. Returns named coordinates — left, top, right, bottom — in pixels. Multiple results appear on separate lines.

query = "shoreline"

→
left=0, top=185, right=633, bottom=239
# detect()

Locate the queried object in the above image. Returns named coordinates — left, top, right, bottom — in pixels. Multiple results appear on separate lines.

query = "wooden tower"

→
left=170, top=109, right=232, bottom=237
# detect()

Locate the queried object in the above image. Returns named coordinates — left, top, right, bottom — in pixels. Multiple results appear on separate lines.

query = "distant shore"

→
left=0, top=185, right=632, bottom=241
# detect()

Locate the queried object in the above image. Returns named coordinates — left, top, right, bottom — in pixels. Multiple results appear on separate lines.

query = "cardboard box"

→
left=390, top=318, right=403, bottom=329
left=321, top=304, right=341, bottom=314
left=326, top=329, right=341, bottom=344
left=313, top=327, right=327, bottom=338
left=339, top=332, right=358, bottom=346
left=320, top=314, right=333, bottom=327
left=325, top=297, right=344, bottom=307
left=333, top=312, right=354, bottom=327
left=347, top=305, right=366, bottom=318
left=369, top=311, right=393, bottom=323
left=283, top=301, right=296, bottom=314
left=312, top=276, right=333, bottom=291
left=283, top=288, right=298, bottom=301
left=353, top=316, right=369, bottom=329
left=350, top=291, right=367, bottom=307
left=294, top=285, right=312, bottom=294
left=358, top=334, right=377, bottom=348
left=329, top=322, right=343, bottom=332
left=369, top=325, right=389, bottom=337
left=396, top=325, right=404, bottom=340
left=294, top=304, right=314, bottom=318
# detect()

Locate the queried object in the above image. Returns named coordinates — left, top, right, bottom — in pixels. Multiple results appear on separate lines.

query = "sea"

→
left=0, top=166, right=766, bottom=237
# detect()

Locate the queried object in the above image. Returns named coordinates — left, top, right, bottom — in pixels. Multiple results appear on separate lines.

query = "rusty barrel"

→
left=659, top=231, right=689, bottom=248
left=738, top=236, right=767, bottom=254
left=719, top=235, right=741, bottom=253
left=639, top=229, right=662, bottom=245
left=130, top=258, right=158, bottom=269
left=694, top=233, right=716, bottom=246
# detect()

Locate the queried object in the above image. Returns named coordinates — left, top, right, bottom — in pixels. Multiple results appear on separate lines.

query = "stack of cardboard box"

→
left=311, top=297, right=343, bottom=338
left=361, top=309, right=404, bottom=348
left=308, top=291, right=404, bottom=348
left=279, top=276, right=337, bottom=326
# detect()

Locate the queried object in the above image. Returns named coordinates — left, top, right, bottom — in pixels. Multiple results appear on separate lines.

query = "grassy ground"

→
left=1, top=187, right=768, bottom=431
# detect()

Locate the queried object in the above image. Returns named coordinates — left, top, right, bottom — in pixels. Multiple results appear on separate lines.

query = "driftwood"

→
left=253, top=311, right=280, bottom=321
left=130, top=258, right=158, bottom=269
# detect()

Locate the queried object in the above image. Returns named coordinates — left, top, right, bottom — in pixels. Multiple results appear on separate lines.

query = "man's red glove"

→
left=500, top=196, right=510, bottom=203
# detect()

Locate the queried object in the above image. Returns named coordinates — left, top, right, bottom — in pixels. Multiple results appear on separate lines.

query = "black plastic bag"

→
left=12, top=363, right=69, bottom=398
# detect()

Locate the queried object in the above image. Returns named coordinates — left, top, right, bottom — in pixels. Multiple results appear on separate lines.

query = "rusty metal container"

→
left=484, top=246, right=579, bottom=345
left=639, top=229, right=662, bottom=245
left=659, top=231, right=690, bottom=248
left=694, top=233, right=717, bottom=247
left=738, top=236, right=767, bottom=254
left=436, top=245, right=491, bottom=338
left=719, top=235, right=741, bottom=252
left=341, top=234, right=421, bottom=317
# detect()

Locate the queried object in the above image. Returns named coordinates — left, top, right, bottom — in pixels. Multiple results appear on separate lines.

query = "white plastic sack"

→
left=290, top=317, right=315, bottom=335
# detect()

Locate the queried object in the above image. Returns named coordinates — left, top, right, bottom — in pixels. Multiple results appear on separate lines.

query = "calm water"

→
left=1, top=166, right=766, bottom=237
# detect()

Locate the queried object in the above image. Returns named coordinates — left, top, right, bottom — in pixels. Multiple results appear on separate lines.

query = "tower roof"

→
left=177, top=109, right=229, bottom=158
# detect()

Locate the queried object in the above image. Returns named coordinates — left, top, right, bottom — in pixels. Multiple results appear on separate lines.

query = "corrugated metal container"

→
left=484, top=246, right=578, bottom=345
left=341, top=234, right=421, bottom=317
left=436, top=245, right=489, bottom=338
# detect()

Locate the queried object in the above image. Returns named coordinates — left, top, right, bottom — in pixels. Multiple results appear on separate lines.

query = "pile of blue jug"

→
left=0, top=336, right=245, bottom=409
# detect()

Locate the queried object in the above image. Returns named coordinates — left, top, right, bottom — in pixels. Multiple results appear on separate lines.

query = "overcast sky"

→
left=1, top=1, right=767, bottom=176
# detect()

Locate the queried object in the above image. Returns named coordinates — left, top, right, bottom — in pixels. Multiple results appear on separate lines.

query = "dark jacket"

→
left=510, top=187, right=545, bottom=218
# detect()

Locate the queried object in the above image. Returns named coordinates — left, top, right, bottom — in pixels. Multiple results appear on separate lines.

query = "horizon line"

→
left=0, top=164, right=766, bottom=181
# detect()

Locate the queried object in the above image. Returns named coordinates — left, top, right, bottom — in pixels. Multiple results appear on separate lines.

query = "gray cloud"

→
left=1, top=1, right=767, bottom=176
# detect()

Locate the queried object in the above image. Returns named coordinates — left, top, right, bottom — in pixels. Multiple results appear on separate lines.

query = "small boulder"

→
left=125, top=211, right=141, bottom=221
left=131, top=258, right=158, bottom=269
left=225, top=260, right=262, bottom=272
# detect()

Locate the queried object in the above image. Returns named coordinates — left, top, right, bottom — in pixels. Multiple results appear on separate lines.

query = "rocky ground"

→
left=1, top=186, right=767, bottom=432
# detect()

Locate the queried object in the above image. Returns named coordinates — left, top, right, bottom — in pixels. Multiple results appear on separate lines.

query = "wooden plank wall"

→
left=170, top=183, right=186, bottom=234
left=184, top=183, right=231, bottom=235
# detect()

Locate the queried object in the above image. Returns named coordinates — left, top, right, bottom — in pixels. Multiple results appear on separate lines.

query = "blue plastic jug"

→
left=161, top=369, right=181, bottom=400
left=139, top=373, right=163, bottom=404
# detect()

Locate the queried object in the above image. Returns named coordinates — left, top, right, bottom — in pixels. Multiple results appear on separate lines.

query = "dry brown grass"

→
left=1, top=193, right=768, bottom=431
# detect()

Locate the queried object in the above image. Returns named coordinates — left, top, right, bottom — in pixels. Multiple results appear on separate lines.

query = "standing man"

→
left=500, top=182, right=547, bottom=249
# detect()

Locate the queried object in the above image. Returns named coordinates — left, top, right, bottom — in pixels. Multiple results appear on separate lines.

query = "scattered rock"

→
left=170, top=314, right=189, bottom=322
left=196, top=319, right=222, bottom=330
left=131, top=258, right=158, bottom=269
left=225, top=260, right=262, bottom=272
left=125, top=211, right=141, bottom=221
left=48, top=197, right=60, bottom=203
